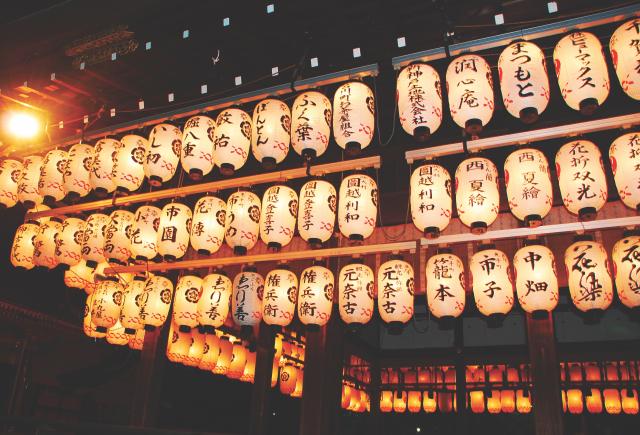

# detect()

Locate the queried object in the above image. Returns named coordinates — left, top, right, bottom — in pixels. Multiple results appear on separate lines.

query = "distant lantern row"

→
left=411, top=134, right=640, bottom=237
left=398, top=19, right=640, bottom=140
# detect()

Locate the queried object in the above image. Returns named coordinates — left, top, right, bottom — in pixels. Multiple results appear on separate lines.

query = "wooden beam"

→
left=248, top=324, right=276, bottom=435
left=130, top=326, right=165, bottom=427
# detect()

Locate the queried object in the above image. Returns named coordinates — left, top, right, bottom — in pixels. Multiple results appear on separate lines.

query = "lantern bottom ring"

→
left=348, top=234, right=365, bottom=242
left=124, top=328, right=136, bottom=335
left=58, top=263, right=70, bottom=271
left=148, top=175, right=163, bottom=187
left=93, top=187, right=110, bottom=198
left=579, top=98, right=600, bottom=116
left=178, top=325, right=191, bottom=333
left=578, top=207, right=597, bottom=222
left=197, top=249, right=211, bottom=256
left=464, top=118, right=483, bottom=136
left=487, top=313, right=506, bottom=328
left=267, top=242, right=282, bottom=252
left=470, top=221, right=488, bottom=235
left=233, top=246, right=247, bottom=256
left=42, top=195, right=58, bottom=207
left=301, top=148, right=317, bottom=161
left=144, top=324, right=157, bottom=332
left=188, top=168, right=203, bottom=181
left=22, top=200, right=36, bottom=209
left=386, top=321, right=405, bottom=335
left=163, top=254, right=177, bottom=262
left=65, top=191, right=81, bottom=203
left=519, top=107, right=539, bottom=125
left=531, top=310, right=549, bottom=320
left=424, top=226, right=440, bottom=239
left=115, top=186, right=131, bottom=195
left=108, top=258, right=127, bottom=266
left=261, top=157, right=277, bottom=170
left=202, top=325, right=216, bottom=334
left=524, top=214, right=543, bottom=228
left=307, top=238, right=324, bottom=249
left=345, top=141, right=362, bottom=157
left=95, top=326, right=108, bottom=333
left=85, top=260, right=98, bottom=268
left=220, top=163, right=235, bottom=177
left=413, top=126, right=431, bottom=143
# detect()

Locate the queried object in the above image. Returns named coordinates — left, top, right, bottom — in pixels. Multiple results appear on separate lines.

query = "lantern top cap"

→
left=622, top=228, right=640, bottom=238
left=242, top=265, right=258, bottom=273
left=436, top=247, right=453, bottom=255
left=572, top=234, right=594, bottom=243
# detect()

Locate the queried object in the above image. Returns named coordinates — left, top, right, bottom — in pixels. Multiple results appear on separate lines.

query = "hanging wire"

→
left=372, top=72, right=399, bottom=148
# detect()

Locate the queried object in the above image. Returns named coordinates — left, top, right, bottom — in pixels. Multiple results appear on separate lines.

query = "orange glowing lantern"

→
left=567, top=389, right=584, bottom=414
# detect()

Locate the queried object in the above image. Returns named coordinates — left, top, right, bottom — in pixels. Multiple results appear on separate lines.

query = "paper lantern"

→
left=112, top=134, right=147, bottom=193
left=291, top=91, right=332, bottom=160
left=604, top=389, right=622, bottom=414
left=10, top=222, right=38, bottom=270
left=498, top=41, right=550, bottom=123
left=564, top=238, right=613, bottom=313
left=380, top=391, right=393, bottom=412
left=81, top=213, right=110, bottom=267
left=141, top=275, right=174, bottom=329
left=622, top=389, right=639, bottom=415
left=83, top=292, right=106, bottom=339
left=338, top=173, right=377, bottom=241
left=610, top=132, right=640, bottom=210
left=106, top=322, right=129, bottom=346
left=297, top=264, right=334, bottom=328
left=91, top=277, right=125, bottom=332
left=421, top=391, right=436, bottom=413
left=145, top=123, right=181, bottom=186
left=501, top=390, right=516, bottom=413
left=470, top=247, right=514, bottom=318
left=504, top=148, right=553, bottom=227
left=397, top=63, right=443, bottom=141
left=586, top=389, right=603, bottom=414
left=63, top=143, right=93, bottom=200
left=455, top=157, right=499, bottom=233
left=446, top=54, right=494, bottom=135
left=554, top=32, right=610, bottom=114
left=157, top=202, right=191, bottom=261
left=214, top=337, right=233, bottom=375
left=38, top=150, right=67, bottom=204
left=228, top=343, right=248, bottom=379
left=190, top=196, right=226, bottom=255
left=90, top=138, right=121, bottom=196
left=332, top=81, right=374, bottom=155
left=262, top=267, right=298, bottom=327
left=17, top=155, right=43, bottom=207
left=212, top=108, right=252, bottom=176
left=260, top=185, right=298, bottom=251
left=64, top=260, right=94, bottom=292
left=241, top=351, right=257, bottom=383
left=181, top=115, right=215, bottom=180
left=104, top=210, right=134, bottom=265
left=410, top=164, right=451, bottom=238
left=224, top=190, right=260, bottom=255
left=232, top=267, right=264, bottom=329
left=556, top=140, right=607, bottom=220
left=514, top=243, right=559, bottom=315
left=120, top=276, right=147, bottom=333
left=184, top=329, right=206, bottom=367
left=377, top=257, right=414, bottom=328
left=291, top=368, right=304, bottom=398
left=406, top=391, right=421, bottom=413
left=54, top=217, right=84, bottom=268
left=173, top=275, right=203, bottom=330
left=516, top=390, right=532, bottom=414
left=469, top=390, right=485, bottom=413
left=425, top=251, right=466, bottom=320
left=487, top=390, right=502, bottom=414
left=279, top=364, right=298, bottom=395
left=199, top=333, right=221, bottom=371
left=610, top=19, right=640, bottom=100
left=128, top=329, right=145, bottom=350
left=33, top=218, right=62, bottom=269
left=0, top=159, right=21, bottom=209
left=298, top=179, right=336, bottom=247
left=166, top=323, right=191, bottom=363
left=338, top=260, right=375, bottom=326
left=393, top=391, right=407, bottom=413
left=198, top=272, right=232, bottom=330
left=130, top=205, right=161, bottom=261
left=612, top=235, right=640, bottom=309
left=342, top=385, right=353, bottom=409
left=251, top=99, right=291, bottom=169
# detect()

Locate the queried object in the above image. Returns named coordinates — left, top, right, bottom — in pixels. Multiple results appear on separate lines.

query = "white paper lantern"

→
left=17, top=155, right=43, bottom=207
left=173, top=275, right=203, bottom=330
left=564, top=238, right=613, bottom=313
left=90, top=138, right=121, bottom=196
left=611, top=234, right=640, bottom=309
left=157, top=202, right=192, bottom=261
left=10, top=222, right=38, bottom=270
left=181, top=115, right=215, bottom=180
left=84, top=292, right=106, bottom=338
left=338, top=260, right=375, bottom=326
left=54, top=217, right=84, bottom=268
left=63, top=143, right=93, bottom=200
left=291, top=91, right=332, bottom=160
left=446, top=54, right=494, bottom=135
left=33, top=218, right=62, bottom=269
left=190, top=196, right=226, bottom=255
left=332, top=81, right=375, bottom=155
left=198, top=272, right=232, bottom=331
left=498, top=41, right=550, bottom=123
left=214, top=337, right=233, bottom=375
left=553, top=31, right=610, bottom=114
left=130, top=205, right=161, bottom=261
left=166, top=322, right=191, bottom=363
left=609, top=132, right=640, bottom=210
left=298, top=264, right=334, bottom=328
left=470, top=247, right=514, bottom=318
left=338, top=173, right=377, bottom=241
left=212, top=108, right=252, bottom=176
left=514, top=243, right=559, bottom=315
left=251, top=99, right=291, bottom=169
left=120, top=276, right=147, bottom=333
left=104, top=210, right=135, bottom=265
left=260, top=185, right=298, bottom=251
left=106, top=321, right=129, bottom=346
left=232, top=267, right=264, bottom=329
left=262, top=267, right=298, bottom=327
left=199, top=333, right=221, bottom=371
left=81, top=213, right=110, bottom=267
left=298, top=179, right=336, bottom=247
left=112, top=134, right=147, bottom=193
left=140, top=275, right=174, bottom=329
left=610, top=19, right=640, bottom=100
left=185, top=329, right=206, bottom=367
left=38, top=149, right=67, bottom=204
left=64, top=259, right=94, bottom=292
left=377, top=257, right=414, bottom=328
left=504, top=148, right=553, bottom=227
left=91, top=277, right=125, bottom=332
left=455, top=157, right=500, bottom=233
left=145, top=123, right=181, bottom=186
left=410, top=164, right=452, bottom=238
left=227, top=343, right=248, bottom=379
left=225, top=190, right=260, bottom=255
left=397, top=63, right=443, bottom=141
left=556, top=140, right=607, bottom=220
left=425, top=251, right=466, bottom=319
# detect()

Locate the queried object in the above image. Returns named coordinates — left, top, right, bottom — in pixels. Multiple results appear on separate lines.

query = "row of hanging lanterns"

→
left=341, top=384, right=370, bottom=413
left=563, top=388, right=639, bottom=415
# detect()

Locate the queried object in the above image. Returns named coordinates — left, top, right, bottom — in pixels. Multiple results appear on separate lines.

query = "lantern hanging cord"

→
left=372, top=73, right=399, bottom=148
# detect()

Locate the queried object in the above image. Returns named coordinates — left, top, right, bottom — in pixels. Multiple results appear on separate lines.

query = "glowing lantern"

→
left=455, top=157, right=499, bottom=233
left=604, top=389, right=622, bottom=414
left=332, top=81, right=374, bottom=155
left=622, top=389, right=639, bottom=415
left=10, top=222, right=38, bottom=270
left=517, top=390, right=532, bottom=414
left=380, top=391, right=393, bottom=413
left=241, top=351, right=257, bottom=383
left=501, top=390, right=516, bottom=413
left=564, top=238, right=613, bottom=313
left=260, top=185, right=298, bottom=251
left=130, top=205, right=161, bottom=261
left=338, top=260, right=375, bottom=326
left=409, top=164, right=451, bottom=238
left=185, top=329, right=206, bottom=367
left=128, top=329, right=145, bottom=350
left=81, top=213, right=109, bottom=267
left=224, top=190, right=260, bottom=255
left=504, top=148, right=553, bottom=227
left=487, top=391, right=502, bottom=414
left=38, top=150, right=67, bottom=204
left=83, top=292, right=106, bottom=339
left=439, top=392, right=455, bottom=413
left=342, top=385, right=353, bottom=409
left=106, top=322, right=129, bottom=346
left=610, top=19, right=640, bottom=100
left=199, top=333, right=221, bottom=371
left=33, top=218, right=62, bottom=269
left=63, top=143, right=93, bottom=200
left=91, top=277, right=124, bottom=332
left=232, top=267, right=264, bottom=329
left=214, top=337, right=233, bottom=375
left=298, top=179, right=336, bottom=247
left=104, top=210, right=134, bottom=265
left=298, top=264, right=334, bottom=328
left=166, top=323, right=191, bottom=363
left=612, top=234, right=640, bottom=309
left=145, top=123, right=181, bottom=186
left=251, top=99, right=291, bottom=169
left=173, top=275, right=203, bottom=330
left=112, top=134, right=147, bottom=193
left=291, top=91, right=331, bottom=160
left=271, top=358, right=280, bottom=387
left=393, top=391, right=407, bottom=413
left=446, top=54, right=494, bottom=135
left=586, top=389, right=603, bottom=414
left=423, top=392, right=437, bottom=413
left=212, top=108, right=252, bottom=176
left=377, top=257, right=414, bottom=329
left=199, top=272, right=232, bottom=330
left=585, top=363, right=601, bottom=382
left=181, top=115, right=215, bottom=180
left=470, top=391, right=485, bottom=413
left=64, top=260, right=94, bottom=291
left=397, top=63, right=442, bottom=141
left=609, top=132, right=640, bottom=210
left=157, top=202, right=191, bottom=261
left=262, top=267, right=298, bottom=327
left=120, top=276, right=147, bottom=333
left=17, top=155, right=43, bottom=207
left=407, top=391, right=421, bottom=413
left=279, top=364, right=298, bottom=395
left=141, top=275, right=174, bottom=329
left=338, top=173, right=377, bottom=241
left=470, top=247, right=514, bottom=319
left=554, top=32, right=610, bottom=114
left=498, top=41, right=550, bottom=123
left=556, top=140, right=607, bottom=220
left=514, top=243, right=559, bottom=315
left=90, top=138, right=121, bottom=195
left=228, top=343, right=248, bottom=379
left=190, top=196, right=226, bottom=255
left=425, top=251, right=466, bottom=320
left=0, top=159, right=21, bottom=209
left=54, top=217, right=85, bottom=268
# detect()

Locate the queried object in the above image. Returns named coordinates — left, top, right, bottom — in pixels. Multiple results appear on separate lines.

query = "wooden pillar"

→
left=130, top=326, right=165, bottom=426
left=7, top=335, right=30, bottom=417
left=454, top=318, right=467, bottom=435
left=526, top=312, right=563, bottom=435
left=248, top=324, right=276, bottom=435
